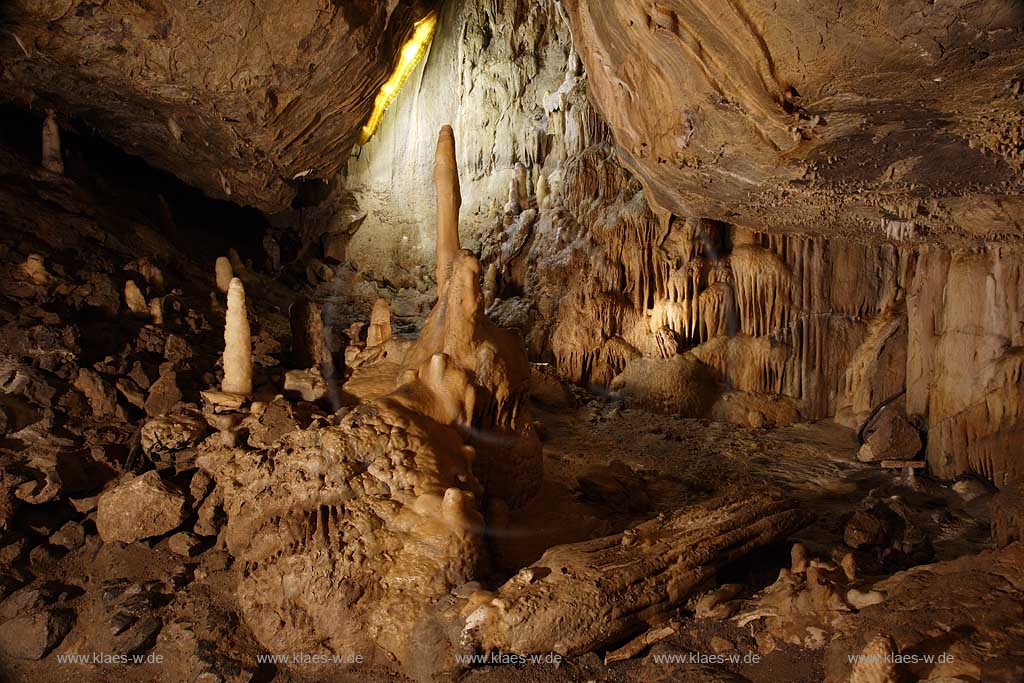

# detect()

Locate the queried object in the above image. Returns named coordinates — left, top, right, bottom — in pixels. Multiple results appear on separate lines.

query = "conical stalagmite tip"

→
left=435, top=125, right=457, bottom=170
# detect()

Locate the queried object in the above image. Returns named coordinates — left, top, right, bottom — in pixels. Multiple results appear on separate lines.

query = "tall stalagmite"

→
left=434, top=125, right=462, bottom=289
left=222, top=277, right=252, bottom=397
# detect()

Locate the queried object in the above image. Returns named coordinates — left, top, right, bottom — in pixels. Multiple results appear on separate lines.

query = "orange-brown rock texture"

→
left=561, top=0, right=1024, bottom=242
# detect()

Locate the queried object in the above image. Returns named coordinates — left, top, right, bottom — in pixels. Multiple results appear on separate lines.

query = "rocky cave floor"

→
left=1, top=376, right=1003, bottom=683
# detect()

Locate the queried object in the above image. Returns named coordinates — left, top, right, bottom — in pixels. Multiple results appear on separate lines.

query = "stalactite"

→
left=698, top=282, right=736, bottom=344
left=729, top=240, right=792, bottom=338
left=691, top=335, right=791, bottom=396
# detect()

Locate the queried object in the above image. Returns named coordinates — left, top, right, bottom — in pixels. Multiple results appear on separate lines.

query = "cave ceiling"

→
left=0, top=0, right=429, bottom=212
left=563, top=0, right=1024, bottom=243
left=2, top=0, right=1022, bottom=241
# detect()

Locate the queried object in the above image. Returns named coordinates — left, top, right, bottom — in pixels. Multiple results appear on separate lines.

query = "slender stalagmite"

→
left=149, top=298, right=164, bottom=325
left=536, top=173, right=550, bottom=210
left=505, top=177, right=520, bottom=214
left=41, top=110, right=64, bottom=175
left=434, top=125, right=462, bottom=290
left=222, top=277, right=252, bottom=396
left=215, top=256, right=234, bottom=293
left=514, top=162, right=529, bottom=208
left=366, top=297, right=392, bottom=347
left=483, top=262, right=498, bottom=308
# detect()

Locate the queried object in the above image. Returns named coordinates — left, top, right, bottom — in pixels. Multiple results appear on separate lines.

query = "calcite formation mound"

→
left=201, top=126, right=545, bottom=670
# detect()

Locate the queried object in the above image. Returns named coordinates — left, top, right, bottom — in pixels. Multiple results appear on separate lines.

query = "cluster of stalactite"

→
left=543, top=142, right=913, bottom=418
left=526, top=158, right=1024, bottom=487
left=454, top=0, right=602, bottom=199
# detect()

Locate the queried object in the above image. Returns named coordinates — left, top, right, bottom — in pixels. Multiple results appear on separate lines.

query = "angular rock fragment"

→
left=283, top=368, right=327, bottom=403
left=124, top=280, right=148, bottom=316
left=49, top=521, right=85, bottom=550
left=141, top=408, right=208, bottom=456
left=167, top=532, right=202, bottom=557
left=73, top=368, right=120, bottom=418
left=116, top=377, right=147, bottom=409
left=844, top=509, right=894, bottom=550
left=96, top=471, right=187, bottom=543
left=858, top=406, right=921, bottom=463
left=0, top=608, right=74, bottom=660
left=144, top=372, right=183, bottom=417
left=241, top=398, right=300, bottom=449
left=114, top=616, right=162, bottom=656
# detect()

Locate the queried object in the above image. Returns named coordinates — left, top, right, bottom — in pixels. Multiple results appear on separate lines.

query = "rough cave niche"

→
left=0, top=1, right=1023, bottom=682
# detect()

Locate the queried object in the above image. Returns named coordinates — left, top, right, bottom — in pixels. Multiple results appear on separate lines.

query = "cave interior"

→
left=0, top=1, right=1023, bottom=682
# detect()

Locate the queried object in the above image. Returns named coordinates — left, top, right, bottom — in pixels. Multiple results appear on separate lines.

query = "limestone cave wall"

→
left=332, top=0, right=1024, bottom=488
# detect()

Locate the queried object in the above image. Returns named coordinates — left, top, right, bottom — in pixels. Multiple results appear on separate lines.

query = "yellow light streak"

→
left=358, top=13, right=437, bottom=145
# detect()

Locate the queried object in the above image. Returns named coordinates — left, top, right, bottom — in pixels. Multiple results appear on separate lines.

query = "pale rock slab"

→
left=97, top=471, right=187, bottom=544
left=283, top=368, right=327, bottom=403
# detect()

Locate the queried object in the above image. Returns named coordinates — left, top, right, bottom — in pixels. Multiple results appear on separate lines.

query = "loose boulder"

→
left=0, top=609, right=74, bottom=660
left=96, top=471, right=187, bottom=543
left=858, top=406, right=922, bottom=463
